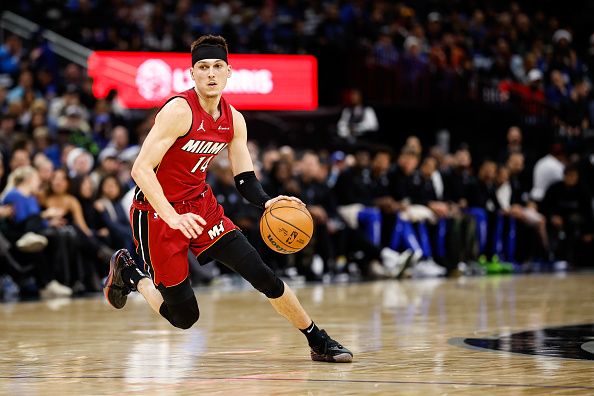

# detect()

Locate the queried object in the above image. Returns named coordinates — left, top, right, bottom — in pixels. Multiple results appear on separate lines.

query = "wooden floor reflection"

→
left=2, top=274, right=594, bottom=395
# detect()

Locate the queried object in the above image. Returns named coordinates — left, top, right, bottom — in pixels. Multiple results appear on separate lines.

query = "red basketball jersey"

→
left=134, top=89, right=235, bottom=203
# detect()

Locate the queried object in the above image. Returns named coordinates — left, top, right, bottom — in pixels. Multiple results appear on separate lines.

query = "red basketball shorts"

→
left=130, top=185, right=237, bottom=287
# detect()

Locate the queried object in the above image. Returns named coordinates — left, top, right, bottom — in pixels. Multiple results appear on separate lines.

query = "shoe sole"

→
left=311, top=352, right=353, bottom=363
left=103, top=250, right=128, bottom=309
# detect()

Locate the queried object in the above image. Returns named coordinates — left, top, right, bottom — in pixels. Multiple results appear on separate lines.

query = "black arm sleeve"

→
left=234, top=171, right=272, bottom=209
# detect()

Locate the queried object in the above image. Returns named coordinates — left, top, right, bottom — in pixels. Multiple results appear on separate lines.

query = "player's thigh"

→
left=131, top=207, right=191, bottom=287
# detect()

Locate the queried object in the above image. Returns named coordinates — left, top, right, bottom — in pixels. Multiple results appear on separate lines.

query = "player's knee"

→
left=158, top=278, right=199, bottom=330
left=170, top=301, right=200, bottom=330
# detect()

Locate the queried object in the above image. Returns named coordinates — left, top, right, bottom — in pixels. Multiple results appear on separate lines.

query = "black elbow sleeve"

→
left=234, top=171, right=271, bottom=209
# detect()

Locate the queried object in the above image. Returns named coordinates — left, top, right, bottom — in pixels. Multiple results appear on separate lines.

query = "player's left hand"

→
left=265, top=195, right=305, bottom=209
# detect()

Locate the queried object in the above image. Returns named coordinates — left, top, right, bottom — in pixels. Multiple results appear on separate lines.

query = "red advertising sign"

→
left=87, top=51, right=317, bottom=110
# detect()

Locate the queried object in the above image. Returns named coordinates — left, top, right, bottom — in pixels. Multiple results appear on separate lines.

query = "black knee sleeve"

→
left=158, top=278, right=199, bottom=330
left=239, top=249, right=285, bottom=298
left=202, top=231, right=285, bottom=299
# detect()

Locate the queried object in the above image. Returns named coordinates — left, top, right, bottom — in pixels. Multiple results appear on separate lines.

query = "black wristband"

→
left=234, top=171, right=271, bottom=209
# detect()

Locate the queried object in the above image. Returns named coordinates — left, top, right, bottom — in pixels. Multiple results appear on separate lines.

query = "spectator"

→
left=1, top=166, right=72, bottom=298
left=66, top=147, right=94, bottom=178
left=94, top=175, right=133, bottom=254
left=541, top=164, right=594, bottom=266
left=6, top=70, right=40, bottom=104
left=546, top=70, right=571, bottom=108
left=43, top=168, right=111, bottom=291
left=9, top=148, right=30, bottom=172
left=0, top=35, right=22, bottom=75
left=97, top=125, right=139, bottom=163
left=498, top=126, right=524, bottom=163
left=336, top=90, right=379, bottom=144
left=531, top=144, right=566, bottom=202
left=559, top=80, right=590, bottom=136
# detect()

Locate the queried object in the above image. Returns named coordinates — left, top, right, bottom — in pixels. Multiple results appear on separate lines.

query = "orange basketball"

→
left=260, top=200, right=313, bottom=254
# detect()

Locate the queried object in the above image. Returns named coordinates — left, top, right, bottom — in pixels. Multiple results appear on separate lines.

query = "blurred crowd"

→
left=4, top=0, right=594, bottom=108
left=0, top=1, right=593, bottom=300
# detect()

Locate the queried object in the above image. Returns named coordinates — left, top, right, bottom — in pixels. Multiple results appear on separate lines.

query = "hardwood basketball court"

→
left=1, top=274, right=594, bottom=394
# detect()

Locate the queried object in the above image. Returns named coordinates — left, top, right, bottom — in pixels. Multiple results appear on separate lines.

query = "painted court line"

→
left=0, top=376, right=592, bottom=390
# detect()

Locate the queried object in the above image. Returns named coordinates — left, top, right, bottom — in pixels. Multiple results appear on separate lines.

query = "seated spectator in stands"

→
left=43, top=168, right=111, bottom=291
left=448, top=145, right=478, bottom=208
left=499, top=69, right=546, bottom=118
left=295, top=151, right=339, bottom=279
left=497, top=126, right=524, bottom=164
left=66, top=147, right=94, bottom=178
left=546, top=69, right=571, bottom=108
left=410, top=156, right=452, bottom=218
left=336, top=89, right=378, bottom=144
left=94, top=175, right=133, bottom=255
left=559, top=79, right=590, bottom=138
left=49, top=84, right=88, bottom=122
left=541, top=164, right=594, bottom=266
left=333, top=148, right=372, bottom=208
left=0, top=201, right=28, bottom=278
left=58, top=104, right=91, bottom=134
left=97, top=125, right=139, bottom=163
left=0, top=34, right=22, bottom=75
left=326, top=150, right=347, bottom=189
left=264, top=159, right=300, bottom=198
left=550, top=29, right=580, bottom=79
left=9, top=147, right=31, bottom=172
left=6, top=70, right=41, bottom=104
left=260, top=147, right=281, bottom=183
left=368, top=150, right=410, bottom=248
left=403, top=135, right=422, bottom=157
left=496, top=164, right=548, bottom=263
left=32, top=126, right=57, bottom=162
left=33, top=152, right=55, bottom=193
left=91, top=152, right=120, bottom=188
left=70, top=174, right=106, bottom=240
left=505, top=152, right=529, bottom=205
left=369, top=150, right=400, bottom=216
left=531, top=143, right=566, bottom=203
left=372, top=33, right=398, bottom=67
left=389, top=148, right=419, bottom=206
left=90, top=99, right=115, bottom=147
left=396, top=36, right=430, bottom=104
left=1, top=166, right=72, bottom=298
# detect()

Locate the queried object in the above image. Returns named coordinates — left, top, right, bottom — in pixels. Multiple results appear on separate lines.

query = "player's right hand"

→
left=167, top=213, right=207, bottom=239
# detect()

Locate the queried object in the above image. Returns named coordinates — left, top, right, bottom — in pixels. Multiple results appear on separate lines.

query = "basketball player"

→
left=103, top=35, right=352, bottom=363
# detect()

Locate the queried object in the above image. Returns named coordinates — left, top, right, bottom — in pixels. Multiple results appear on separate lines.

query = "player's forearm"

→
left=131, top=166, right=178, bottom=222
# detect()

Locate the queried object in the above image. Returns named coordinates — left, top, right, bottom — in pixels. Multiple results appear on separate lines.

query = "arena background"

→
left=1, top=1, right=594, bottom=394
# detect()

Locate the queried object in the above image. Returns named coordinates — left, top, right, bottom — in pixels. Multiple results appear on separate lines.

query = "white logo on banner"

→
left=136, top=59, right=172, bottom=100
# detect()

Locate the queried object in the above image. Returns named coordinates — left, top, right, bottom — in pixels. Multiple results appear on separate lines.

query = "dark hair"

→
left=99, top=174, right=123, bottom=200
left=191, top=35, right=228, bottom=54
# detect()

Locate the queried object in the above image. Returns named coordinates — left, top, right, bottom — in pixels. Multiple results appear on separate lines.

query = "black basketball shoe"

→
left=103, top=249, right=137, bottom=309
left=310, top=330, right=353, bottom=363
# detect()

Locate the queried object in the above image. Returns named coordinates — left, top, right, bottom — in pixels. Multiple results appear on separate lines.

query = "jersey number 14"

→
left=191, top=156, right=212, bottom=173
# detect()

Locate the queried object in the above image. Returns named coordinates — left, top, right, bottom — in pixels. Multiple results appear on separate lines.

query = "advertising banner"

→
left=88, top=52, right=318, bottom=110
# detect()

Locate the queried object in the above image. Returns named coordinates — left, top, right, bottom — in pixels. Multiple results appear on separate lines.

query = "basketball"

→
left=260, top=200, right=313, bottom=254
